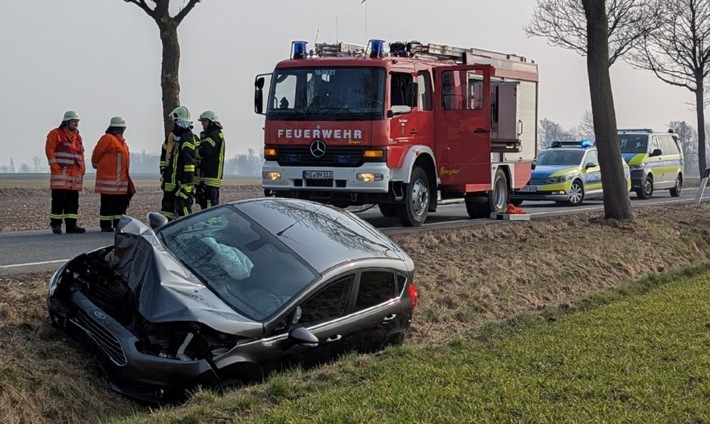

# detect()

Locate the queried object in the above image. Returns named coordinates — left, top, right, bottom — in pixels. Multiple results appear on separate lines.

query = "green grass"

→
left=112, top=268, right=710, bottom=424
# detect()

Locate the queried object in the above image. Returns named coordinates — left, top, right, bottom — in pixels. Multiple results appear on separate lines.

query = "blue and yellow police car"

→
left=511, top=140, right=631, bottom=206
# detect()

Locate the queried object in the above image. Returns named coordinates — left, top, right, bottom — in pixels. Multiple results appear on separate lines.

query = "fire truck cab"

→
left=255, top=39, right=538, bottom=226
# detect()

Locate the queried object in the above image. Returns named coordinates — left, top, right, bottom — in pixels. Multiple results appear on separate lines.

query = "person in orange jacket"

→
left=92, top=116, right=135, bottom=232
left=45, top=110, right=86, bottom=234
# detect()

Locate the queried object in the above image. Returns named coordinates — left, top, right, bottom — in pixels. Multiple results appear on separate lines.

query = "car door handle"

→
left=382, top=314, right=397, bottom=324
left=473, top=128, right=489, bottom=134
left=410, top=129, right=418, bottom=135
left=326, top=335, right=342, bottom=343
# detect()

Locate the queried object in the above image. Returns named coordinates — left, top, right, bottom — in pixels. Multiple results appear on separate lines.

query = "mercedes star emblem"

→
left=310, top=139, right=327, bottom=158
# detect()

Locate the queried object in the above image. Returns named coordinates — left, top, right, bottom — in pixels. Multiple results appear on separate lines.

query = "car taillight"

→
left=407, top=282, right=418, bottom=309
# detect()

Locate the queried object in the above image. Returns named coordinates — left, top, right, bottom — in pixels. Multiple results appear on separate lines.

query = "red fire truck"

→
left=254, top=39, right=538, bottom=226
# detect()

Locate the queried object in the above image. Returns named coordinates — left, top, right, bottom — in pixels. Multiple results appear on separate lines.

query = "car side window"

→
left=585, top=150, right=598, bottom=166
left=355, top=271, right=397, bottom=310
left=650, top=136, right=661, bottom=153
left=295, top=275, right=354, bottom=328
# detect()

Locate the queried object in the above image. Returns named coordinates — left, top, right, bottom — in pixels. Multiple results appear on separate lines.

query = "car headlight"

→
left=545, top=175, right=571, bottom=184
left=629, top=164, right=644, bottom=170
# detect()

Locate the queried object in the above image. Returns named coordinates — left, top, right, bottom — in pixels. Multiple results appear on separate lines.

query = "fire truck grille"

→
left=274, top=147, right=369, bottom=167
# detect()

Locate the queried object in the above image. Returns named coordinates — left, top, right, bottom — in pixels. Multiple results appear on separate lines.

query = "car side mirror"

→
left=650, top=148, right=662, bottom=157
left=147, top=212, right=168, bottom=229
left=254, top=77, right=265, bottom=115
left=289, top=327, right=319, bottom=348
left=584, top=162, right=598, bottom=169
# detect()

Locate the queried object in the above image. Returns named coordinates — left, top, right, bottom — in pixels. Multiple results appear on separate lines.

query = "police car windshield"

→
left=619, top=134, right=648, bottom=153
left=537, top=149, right=585, bottom=166
left=267, top=67, right=386, bottom=121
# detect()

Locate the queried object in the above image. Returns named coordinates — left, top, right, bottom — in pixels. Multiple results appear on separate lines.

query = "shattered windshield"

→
left=156, top=206, right=318, bottom=321
left=619, top=134, right=648, bottom=153
left=267, top=66, right=385, bottom=120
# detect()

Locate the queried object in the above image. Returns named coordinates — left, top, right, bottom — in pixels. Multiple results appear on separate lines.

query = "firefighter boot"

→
left=65, top=219, right=86, bottom=234
left=51, top=225, right=62, bottom=234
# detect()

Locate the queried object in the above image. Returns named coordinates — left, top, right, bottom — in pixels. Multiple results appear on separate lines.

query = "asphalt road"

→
left=0, top=187, right=705, bottom=276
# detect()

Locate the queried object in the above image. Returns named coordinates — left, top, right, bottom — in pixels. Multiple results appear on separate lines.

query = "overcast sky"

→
left=0, top=0, right=697, bottom=169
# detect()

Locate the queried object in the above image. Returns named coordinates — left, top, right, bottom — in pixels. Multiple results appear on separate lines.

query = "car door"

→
left=337, top=269, right=403, bottom=353
left=582, top=149, right=602, bottom=197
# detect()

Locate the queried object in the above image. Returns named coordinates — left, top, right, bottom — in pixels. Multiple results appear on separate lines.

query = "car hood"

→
left=111, top=216, right=263, bottom=336
left=622, top=152, right=645, bottom=165
left=531, top=165, right=578, bottom=179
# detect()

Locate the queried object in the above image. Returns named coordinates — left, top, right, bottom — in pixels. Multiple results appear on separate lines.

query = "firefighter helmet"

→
left=109, top=116, right=126, bottom=128
left=199, top=110, right=220, bottom=124
left=170, top=106, right=192, bottom=123
left=62, top=110, right=80, bottom=122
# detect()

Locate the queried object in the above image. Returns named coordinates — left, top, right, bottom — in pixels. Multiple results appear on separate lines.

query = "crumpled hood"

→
left=111, top=216, right=263, bottom=337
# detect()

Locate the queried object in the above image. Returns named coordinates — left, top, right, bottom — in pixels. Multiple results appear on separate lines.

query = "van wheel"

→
left=670, top=174, right=682, bottom=197
left=638, top=175, right=653, bottom=199
left=397, top=166, right=429, bottom=227
left=566, top=180, right=585, bottom=206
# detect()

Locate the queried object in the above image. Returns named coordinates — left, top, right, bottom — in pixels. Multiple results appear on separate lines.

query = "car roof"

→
left=232, top=198, right=413, bottom=274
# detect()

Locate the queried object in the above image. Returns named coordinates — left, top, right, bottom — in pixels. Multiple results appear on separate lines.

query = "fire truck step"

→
left=489, top=212, right=531, bottom=221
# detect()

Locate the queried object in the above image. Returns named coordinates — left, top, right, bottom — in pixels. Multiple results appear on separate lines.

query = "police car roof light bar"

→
left=618, top=128, right=653, bottom=133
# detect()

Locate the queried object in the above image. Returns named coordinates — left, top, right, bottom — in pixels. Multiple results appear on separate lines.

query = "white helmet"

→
left=199, top=110, right=220, bottom=124
left=170, top=105, right=191, bottom=123
left=63, top=110, right=80, bottom=121
left=109, top=116, right=126, bottom=128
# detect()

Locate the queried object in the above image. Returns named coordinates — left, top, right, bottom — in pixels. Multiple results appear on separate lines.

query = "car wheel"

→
left=378, top=203, right=398, bottom=217
left=213, top=378, right=245, bottom=394
left=567, top=180, right=585, bottom=206
left=638, top=174, right=653, bottom=199
left=670, top=174, right=682, bottom=197
left=397, top=166, right=429, bottom=227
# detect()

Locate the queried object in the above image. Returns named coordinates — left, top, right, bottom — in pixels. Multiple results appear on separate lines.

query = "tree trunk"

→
left=583, top=0, right=633, bottom=220
left=695, top=78, right=707, bottom=176
left=157, top=20, right=181, bottom=138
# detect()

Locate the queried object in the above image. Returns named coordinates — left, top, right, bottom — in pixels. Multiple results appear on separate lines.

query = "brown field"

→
left=3, top=179, right=710, bottom=423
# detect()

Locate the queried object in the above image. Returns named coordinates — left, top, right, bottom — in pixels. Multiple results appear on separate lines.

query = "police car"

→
left=511, top=140, right=631, bottom=206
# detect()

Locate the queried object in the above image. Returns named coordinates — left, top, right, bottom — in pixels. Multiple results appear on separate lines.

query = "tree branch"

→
left=175, top=0, right=202, bottom=25
left=124, top=0, right=156, bottom=19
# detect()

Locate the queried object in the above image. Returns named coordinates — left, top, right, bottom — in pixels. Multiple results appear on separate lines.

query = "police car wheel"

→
left=638, top=175, right=653, bottom=199
left=670, top=174, right=682, bottom=197
left=567, top=180, right=585, bottom=206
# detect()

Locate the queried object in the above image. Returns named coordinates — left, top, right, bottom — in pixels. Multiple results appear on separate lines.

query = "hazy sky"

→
left=0, top=0, right=698, bottom=168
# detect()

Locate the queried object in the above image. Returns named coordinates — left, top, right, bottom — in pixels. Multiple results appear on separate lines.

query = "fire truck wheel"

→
left=397, top=166, right=429, bottom=227
left=378, top=203, right=398, bottom=217
left=510, top=199, right=523, bottom=206
left=465, top=169, right=508, bottom=218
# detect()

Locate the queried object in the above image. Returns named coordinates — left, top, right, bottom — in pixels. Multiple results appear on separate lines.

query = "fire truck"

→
left=254, top=39, right=538, bottom=226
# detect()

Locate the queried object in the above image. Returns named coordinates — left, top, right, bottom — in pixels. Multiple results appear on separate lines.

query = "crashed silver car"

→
left=47, top=198, right=417, bottom=403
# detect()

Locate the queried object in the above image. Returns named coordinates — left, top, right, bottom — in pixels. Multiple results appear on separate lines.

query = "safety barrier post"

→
left=695, top=168, right=710, bottom=203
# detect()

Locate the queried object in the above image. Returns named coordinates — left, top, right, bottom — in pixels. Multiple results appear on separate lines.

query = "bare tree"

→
left=583, top=0, right=634, bottom=220
left=538, top=118, right=576, bottom=149
left=577, top=110, right=596, bottom=139
left=668, top=120, right=699, bottom=174
left=526, top=0, right=658, bottom=66
left=627, top=0, right=710, bottom=176
left=32, top=156, right=41, bottom=173
left=124, top=0, right=203, bottom=137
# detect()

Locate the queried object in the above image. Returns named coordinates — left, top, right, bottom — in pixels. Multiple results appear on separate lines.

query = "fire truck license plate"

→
left=520, top=185, right=537, bottom=192
left=303, top=171, right=333, bottom=180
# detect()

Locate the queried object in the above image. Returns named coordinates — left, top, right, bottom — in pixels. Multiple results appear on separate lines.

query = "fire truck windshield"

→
left=267, top=67, right=386, bottom=121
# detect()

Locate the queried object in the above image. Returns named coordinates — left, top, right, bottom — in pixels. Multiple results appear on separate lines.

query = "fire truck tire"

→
left=510, top=199, right=523, bottom=206
left=378, top=203, right=398, bottom=217
left=465, top=168, right=508, bottom=218
left=397, top=166, right=429, bottom=227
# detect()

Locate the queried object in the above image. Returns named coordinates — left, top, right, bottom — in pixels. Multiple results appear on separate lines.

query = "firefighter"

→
left=195, top=110, right=226, bottom=209
left=45, top=110, right=86, bottom=234
left=160, top=105, right=197, bottom=220
left=91, top=116, right=134, bottom=232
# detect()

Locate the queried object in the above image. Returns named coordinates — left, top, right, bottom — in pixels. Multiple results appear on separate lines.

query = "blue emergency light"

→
left=580, top=139, right=593, bottom=147
left=550, top=139, right=595, bottom=148
left=368, top=39, right=385, bottom=58
left=291, top=41, right=308, bottom=59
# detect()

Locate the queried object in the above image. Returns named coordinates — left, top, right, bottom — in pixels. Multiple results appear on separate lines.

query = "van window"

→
left=417, top=71, right=432, bottom=111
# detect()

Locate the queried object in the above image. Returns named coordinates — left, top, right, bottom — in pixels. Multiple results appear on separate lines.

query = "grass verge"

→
left=110, top=265, right=710, bottom=424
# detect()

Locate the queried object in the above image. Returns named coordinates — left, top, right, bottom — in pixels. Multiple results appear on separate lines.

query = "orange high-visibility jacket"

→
left=45, top=127, right=85, bottom=191
left=92, top=133, right=130, bottom=195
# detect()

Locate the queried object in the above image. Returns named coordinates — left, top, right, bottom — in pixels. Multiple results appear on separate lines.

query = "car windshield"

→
left=267, top=66, right=386, bottom=121
left=619, top=134, right=648, bottom=153
left=156, top=206, right=318, bottom=321
left=536, top=149, right=585, bottom=166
